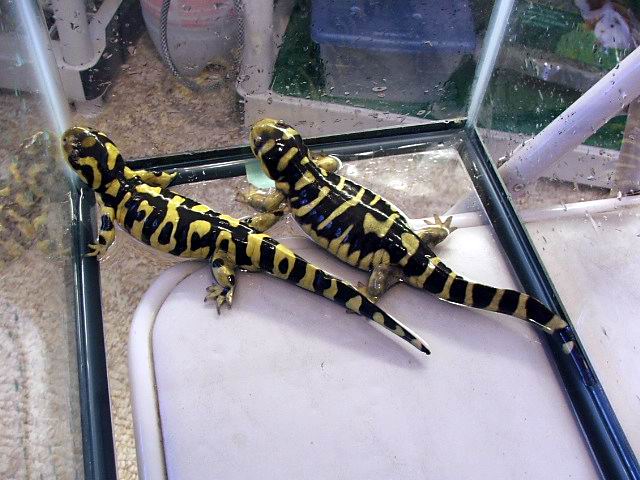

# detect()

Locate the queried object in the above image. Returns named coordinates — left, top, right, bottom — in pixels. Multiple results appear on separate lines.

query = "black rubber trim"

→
left=125, top=118, right=466, bottom=184
left=70, top=183, right=117, bottom=480
left=461, top=127, right=639, bottom=480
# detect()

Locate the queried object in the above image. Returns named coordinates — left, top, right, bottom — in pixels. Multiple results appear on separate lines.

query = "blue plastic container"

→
left=311, top=0, right=476, bottom=103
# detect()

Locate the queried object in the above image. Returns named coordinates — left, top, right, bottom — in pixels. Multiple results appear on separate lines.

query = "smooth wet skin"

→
left=246, top=118, right=578, bottom=355
left=61, top=126, right=431, bottom=355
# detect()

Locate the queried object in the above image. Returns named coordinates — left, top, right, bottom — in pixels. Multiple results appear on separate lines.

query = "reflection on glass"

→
left=476, top=0, right=640, bottom=458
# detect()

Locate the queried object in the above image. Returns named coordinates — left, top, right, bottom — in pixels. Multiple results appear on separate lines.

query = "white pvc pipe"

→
left=450, top=44, right=640, bottom=215
left=51, top=0, right=94, bottom=66
left=419, top=194, right=640, bottom=231
left=238, top=0, right=275, bottom=95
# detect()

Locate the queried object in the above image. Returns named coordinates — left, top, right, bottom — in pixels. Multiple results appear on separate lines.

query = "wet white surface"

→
left=131, top=228, right=597, bottom=479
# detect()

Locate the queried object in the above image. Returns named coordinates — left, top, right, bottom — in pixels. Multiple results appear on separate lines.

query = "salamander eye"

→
left=275, top=120, right=288, bottom=128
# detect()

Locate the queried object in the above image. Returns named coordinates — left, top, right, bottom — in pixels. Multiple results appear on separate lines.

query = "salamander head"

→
left=62, top=126, right=125, bottom=191
left=250, top=118, right=306, bottom=180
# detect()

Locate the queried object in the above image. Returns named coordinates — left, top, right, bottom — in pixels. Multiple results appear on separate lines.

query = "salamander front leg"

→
left=206, top=256, right=237, bottom=313
left=416, top=214, right=457, bottom=248
left=311, top=153, right=342, bottom=173
left=358, top=264, right=404, bottom=302
left=236, top=186, right=286, bottom=213
left=124, top=166, right=177, bottom=187
left=86, top=196, right=116, bottom=257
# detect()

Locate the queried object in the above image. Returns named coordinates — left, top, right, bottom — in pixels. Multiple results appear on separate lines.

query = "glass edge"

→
left=70, top=183, right=117, bottom=480
left=462, top=127, right=640, bottom=480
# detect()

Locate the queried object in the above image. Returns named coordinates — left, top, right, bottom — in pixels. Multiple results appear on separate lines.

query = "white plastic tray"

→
left=129, top=227, right=597, bottom=479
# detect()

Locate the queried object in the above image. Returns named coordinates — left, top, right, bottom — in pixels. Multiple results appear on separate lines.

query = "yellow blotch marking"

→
left=298, top=264, right=317, bottom=291
left=182, top=220, right=213, bottom=259
left=294, top=170, right=317, bottom=190
left=393, top=324, right=406, bottom=336
left=546, top=315, right=568, bottom=332
left=464, top=282, right=474, bottom=306
left=345, top=296, right=362, bottom=313
left=282, top=126, right=299, bottom=139
left=273, top=244, right=296, bottom=278
left=276, top=181, right=290, bottom=194
left=562, top=341, right=575, bottom=354
left=294, top=186, right=331, bottom=216
left=300, top=156, right=310, bottom=165
left=439, top=273, right=457, bottom=300
left=149, top=200, right=182, bottom=252
left=324, top=278, right=339, bottom=299
left=335, top=176, right=347, bottom=191
left=192, top=204, right=213, bottom=214
left=277, top=147, right=299, bottom=171
left=372, top=312, right=385, bottom=326
left=245, top=233, right=268, bottom=267
left=363, top=212, right=399, bottom=238
left=130, top=200, right=155, bottom=239
left=346, top=250, right=361, bottom=266
left=358, top=252, right=373, bottom=270
left=104, top=180, right=121, bottom=197
left=370, top=194, right=381, bottom=206
left=115, top=192, right=132, bottom=224
left=105, top=142, right=120, bottom=170
left=327, top=225, right=353, bottom=256
left=135, top=183, right=163, bottom=196
left=408, top=257, right=441, bottom=288
left=258, top=139, right=276, bottom=157
left=77, top=157, right=101, bottom=189
left=317, top=187, right=365, bottom=230
left=372, top=249, right=391, bottom=268
left=400, top=232, right=420, bottom=256
left=513, top=294, right=528, bottom=320
left=486, top=289, right=505, bottom=312
left=81, top=136, right=96, bottom=148
left=218, top=213, right=240, bottom=228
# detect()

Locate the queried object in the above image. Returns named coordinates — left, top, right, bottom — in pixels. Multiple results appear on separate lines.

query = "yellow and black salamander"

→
left=245, top=118, right=577, bottom=355
left=61, top=126, right=430, bottom=355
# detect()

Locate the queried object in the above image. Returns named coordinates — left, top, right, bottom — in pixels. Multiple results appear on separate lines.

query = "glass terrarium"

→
left=1, top=0, right=639, bottom=478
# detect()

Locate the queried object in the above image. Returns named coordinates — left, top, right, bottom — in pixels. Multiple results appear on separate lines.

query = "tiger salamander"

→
left=61, top=126, right=430, bottom=355
left=244, top=118, right=577, bottom=355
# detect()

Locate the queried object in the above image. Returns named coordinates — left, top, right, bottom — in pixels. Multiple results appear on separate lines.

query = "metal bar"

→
left=70, top=184, right=117, bottom=480
left=461, top=127, right=640, bottom=480
left=126, top=119, right=465, bottom=183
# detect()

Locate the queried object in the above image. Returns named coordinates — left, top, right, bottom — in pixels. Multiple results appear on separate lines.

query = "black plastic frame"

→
left=70, top=120, right=638, bottom=479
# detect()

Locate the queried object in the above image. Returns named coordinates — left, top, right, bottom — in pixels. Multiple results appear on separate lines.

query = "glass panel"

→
left=44, top=0, right=496, bottom=160
left=101, top=129, right=597, bottom=478
left=0, top=2, right=82, bottom=479
left=474, top=0, right=640, bottom=457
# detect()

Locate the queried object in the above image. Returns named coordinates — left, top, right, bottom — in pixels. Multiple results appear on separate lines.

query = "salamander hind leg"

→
left=417, top=214, right=457, bottom=248
left=235, top=186, right=286, bottom=213
left=86, top=196, right=116, bottom=257
left=358, top=264, right=404, bottom=303
left=206, top=256, right=237, bottom=313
